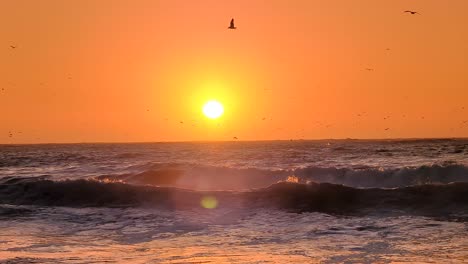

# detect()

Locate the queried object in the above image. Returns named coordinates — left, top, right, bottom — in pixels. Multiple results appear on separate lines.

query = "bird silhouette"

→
left=228, top=18, right=236, bottom=29
left=404, top=10, right=419, bottom=15
left=9, top=45, right=16, bottom=49
left=365, top=68, right=374, bottom=71
left=233, top=136, right=238, bottom=140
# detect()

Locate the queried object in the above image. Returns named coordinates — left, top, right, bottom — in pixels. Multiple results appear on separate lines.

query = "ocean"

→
left=0, top=139, right=467, bottom=263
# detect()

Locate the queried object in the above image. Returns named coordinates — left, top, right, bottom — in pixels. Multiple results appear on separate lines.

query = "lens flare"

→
left=200, top=196, right=218, bottom=209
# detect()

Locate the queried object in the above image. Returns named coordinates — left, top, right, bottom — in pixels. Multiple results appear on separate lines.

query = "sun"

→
left=203, top=100, right=224, bottom=119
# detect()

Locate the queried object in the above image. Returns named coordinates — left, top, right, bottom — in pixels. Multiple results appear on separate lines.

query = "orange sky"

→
left=1, top=0, right=467, bottom=143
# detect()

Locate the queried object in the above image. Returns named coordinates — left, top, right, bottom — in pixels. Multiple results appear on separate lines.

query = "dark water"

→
left=0, top=139, right=467, bottom=263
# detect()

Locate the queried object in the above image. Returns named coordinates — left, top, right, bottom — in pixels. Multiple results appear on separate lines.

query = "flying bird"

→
left=365, top=68, right=374, bottom=71
left=233, top=136, right=238, bottom=140
left=404, top=10, right=419, bottom=15
left=228, top=18, right=236, bottom=29
left=9, top=45, right=16, bottom=49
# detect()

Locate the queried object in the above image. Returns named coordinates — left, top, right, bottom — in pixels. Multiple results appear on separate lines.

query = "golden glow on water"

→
left=200, top=196, right=218, bottom=209
left=0, top=210, right=466, bottom=263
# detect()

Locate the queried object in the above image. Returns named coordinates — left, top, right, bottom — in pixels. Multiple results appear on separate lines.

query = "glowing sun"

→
left=203, top=100, right=224, bottom=119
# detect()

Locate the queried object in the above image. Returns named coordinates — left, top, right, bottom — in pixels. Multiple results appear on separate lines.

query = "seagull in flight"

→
left=10, top=45, right=16, bottom=49
left=404, top=10, right=419, bottom=15
left=228, top=18, right=236, bottom=29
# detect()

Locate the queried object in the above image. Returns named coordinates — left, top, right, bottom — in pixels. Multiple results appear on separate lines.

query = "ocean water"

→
left=0, top=139, right=467, bottom=263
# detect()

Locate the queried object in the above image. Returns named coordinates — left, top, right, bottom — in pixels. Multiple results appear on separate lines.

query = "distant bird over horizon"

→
left=233, top=136, right=238, bottom=140
left=10, top=45, right=16, bottom=49
left=228, top=18, right=236, bottom=29
left=404, top=10, right=419, bottom=15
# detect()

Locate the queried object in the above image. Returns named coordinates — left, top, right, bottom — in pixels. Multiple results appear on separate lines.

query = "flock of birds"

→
left=3, top=10, right=468, bottom=141
left=221, top=12, right=465, bottom=139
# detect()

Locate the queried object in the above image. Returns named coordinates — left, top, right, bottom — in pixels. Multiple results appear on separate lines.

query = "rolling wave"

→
left=97, top=163, right=287, bottom=190
left=0, top=177, right=466, bottom=217
left=294, top=164, right=468, bottom=188
left=96, top=163, right=468, bottom=189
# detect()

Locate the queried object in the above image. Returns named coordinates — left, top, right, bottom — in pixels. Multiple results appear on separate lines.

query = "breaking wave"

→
left=293, top=164, right=468, bottom=188
left=95, top=163, right=468, bottom=190
left=0, top=177, right=466, bottom=217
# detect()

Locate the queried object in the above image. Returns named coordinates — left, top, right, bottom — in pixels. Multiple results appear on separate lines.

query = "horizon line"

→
left=1, top=137, right=467, bottom=146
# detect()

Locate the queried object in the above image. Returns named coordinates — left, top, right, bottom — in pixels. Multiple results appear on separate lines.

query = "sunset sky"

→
left=1, top=0, right=467, bottom=143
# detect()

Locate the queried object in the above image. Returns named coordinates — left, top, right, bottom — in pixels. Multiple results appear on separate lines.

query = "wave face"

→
left=96, top=163, right=287, bottom=190
left=95, top=163, right=468, bottom=190
left=1, top=178, right=467, bottom=217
